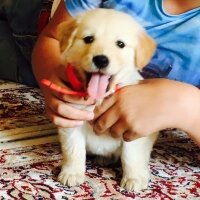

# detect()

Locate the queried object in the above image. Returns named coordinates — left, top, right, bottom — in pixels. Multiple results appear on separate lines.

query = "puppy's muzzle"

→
left=92, top=55, right=109, bottom=69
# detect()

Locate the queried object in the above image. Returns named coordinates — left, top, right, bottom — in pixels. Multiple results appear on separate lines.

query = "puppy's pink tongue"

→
left=87, top=73, right=110, bottom=99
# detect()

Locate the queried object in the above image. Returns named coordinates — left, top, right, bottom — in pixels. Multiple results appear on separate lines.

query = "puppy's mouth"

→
left=86, top=72, right=112, bottom=99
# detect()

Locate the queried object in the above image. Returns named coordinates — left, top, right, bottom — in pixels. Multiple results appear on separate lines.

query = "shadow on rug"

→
left=0, top=80, right=199, bottom=199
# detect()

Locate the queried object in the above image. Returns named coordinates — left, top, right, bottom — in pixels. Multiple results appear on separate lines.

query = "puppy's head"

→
left=58, top=9, right=156, bottom=99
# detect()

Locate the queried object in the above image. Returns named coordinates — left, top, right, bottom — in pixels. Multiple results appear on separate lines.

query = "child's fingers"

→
left=93, top=94, right=117, bottom=120
left=109, top=120, right=127, bottom=139
left=55, top=91, right=94, bottom=105
left=93, top=105, right=119, bottom=135
left=45, top=96, right=94, bottom=121
left=122, top=130, right=140, bottom=142
left=46, top=107, right=84, bottom=128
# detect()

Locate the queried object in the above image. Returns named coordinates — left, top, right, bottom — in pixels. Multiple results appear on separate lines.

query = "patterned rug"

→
left=0, top=80, right=199, bottom=200
left=0, top=80, right=56, bottom=144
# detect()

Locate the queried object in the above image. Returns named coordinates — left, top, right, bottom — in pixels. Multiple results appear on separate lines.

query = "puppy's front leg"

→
left=58, top=127, right=86, bottom=186
left=121, top=134, right=158, bottom=191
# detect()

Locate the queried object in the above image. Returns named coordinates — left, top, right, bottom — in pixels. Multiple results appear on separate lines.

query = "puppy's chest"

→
left=82, top=123, right=122, bottom=157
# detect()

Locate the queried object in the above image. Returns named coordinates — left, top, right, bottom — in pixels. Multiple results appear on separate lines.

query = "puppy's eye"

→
left=83, top=36, right=94, bottom=44
left=116, top=40, right=125, bottom=48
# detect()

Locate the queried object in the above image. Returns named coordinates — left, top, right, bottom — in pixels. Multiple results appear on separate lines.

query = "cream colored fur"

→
left=57, top=9, right=158, bottom=191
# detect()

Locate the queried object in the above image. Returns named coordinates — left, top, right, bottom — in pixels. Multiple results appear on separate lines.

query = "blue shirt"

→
left=64, top=0, right=200, bottom=87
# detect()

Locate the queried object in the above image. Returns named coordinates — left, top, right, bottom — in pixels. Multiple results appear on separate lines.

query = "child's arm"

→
left=92, top=79, right=200, bottom=146
left=32, top=0, right=94, bottom=127
left=32, top=0, right=68, bottom=81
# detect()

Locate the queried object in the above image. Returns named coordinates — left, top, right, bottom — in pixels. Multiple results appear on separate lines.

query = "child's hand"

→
left=41, top=64, right=94, bottom=128
left=32, top=0, right=95, bottom=128
left=92, top=79, right=200, bottom=142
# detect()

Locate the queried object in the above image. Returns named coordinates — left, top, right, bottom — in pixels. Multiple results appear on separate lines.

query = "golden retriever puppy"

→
left=57, top=8, right=158, bottom=191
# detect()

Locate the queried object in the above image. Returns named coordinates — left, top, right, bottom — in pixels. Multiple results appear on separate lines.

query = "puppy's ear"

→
left=135, top=31, right=156, bottom=69
left=58, top=19, right=77, bottom=53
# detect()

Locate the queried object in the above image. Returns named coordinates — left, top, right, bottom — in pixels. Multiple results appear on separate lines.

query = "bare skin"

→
left=163, top=0, right=200, bottom=15
left=32, top=0, right=200, bottom=145
left=32, top=1, right=94, bottom=128
left=92, top=79, right=200, bottom=146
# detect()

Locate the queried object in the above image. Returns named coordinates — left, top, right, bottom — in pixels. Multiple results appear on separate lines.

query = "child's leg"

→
left=0, top=0, right=53, bottom=87
left=0, top=20, right=19, bottom=83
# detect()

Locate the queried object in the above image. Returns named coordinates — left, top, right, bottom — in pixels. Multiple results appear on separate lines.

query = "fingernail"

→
left=123, top=137, right=131, bottom=142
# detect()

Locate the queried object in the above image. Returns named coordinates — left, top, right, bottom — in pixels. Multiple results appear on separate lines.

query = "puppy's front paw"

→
left=58, top=166, right=85, bottom=187
left=120, top=171, right=150, bottom=192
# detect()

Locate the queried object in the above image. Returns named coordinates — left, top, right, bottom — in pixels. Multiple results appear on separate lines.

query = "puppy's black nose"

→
left=93, top=55, right=109, bottom=69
